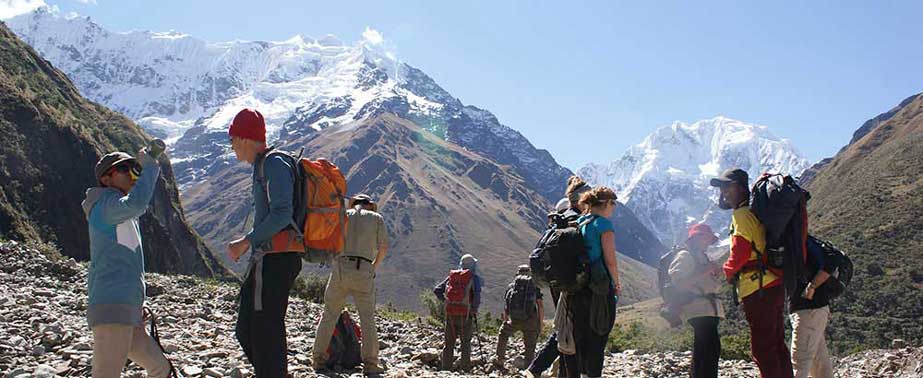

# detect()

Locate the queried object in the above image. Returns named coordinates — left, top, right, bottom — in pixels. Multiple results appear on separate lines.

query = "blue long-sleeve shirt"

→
left=82, top=153, right=160, bottom=327
left=434, top=274, right=482, bottom=312
left=246, top=152, right=295, bottom=250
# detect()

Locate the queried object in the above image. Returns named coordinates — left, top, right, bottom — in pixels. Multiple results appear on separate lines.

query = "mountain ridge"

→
left=0, top=21, right=227, bottom=277
left=579, top=116, right=810, bottom=246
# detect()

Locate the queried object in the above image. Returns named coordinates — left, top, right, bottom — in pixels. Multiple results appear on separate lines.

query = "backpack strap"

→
left=257, top=147, right=304, bottom=240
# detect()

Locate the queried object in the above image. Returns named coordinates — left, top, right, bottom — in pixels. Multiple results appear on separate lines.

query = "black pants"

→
left=235, top=253, right=302, bottom=378
left=688, top=316, right=720, bottom=378
left=528, top=288, right=564, bottom=376
left=561, top=289, right=615, bottom=378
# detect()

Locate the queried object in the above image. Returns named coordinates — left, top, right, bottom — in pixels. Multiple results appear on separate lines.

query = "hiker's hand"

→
left=802, top=283, right=816, bottom=300
left=137, top=148, right=156, bottom=166
left=228, top=238, right=250, bottom=262
left=614, top=281, right=622, bottom=296
left=142, top=305, right=152, bottom=322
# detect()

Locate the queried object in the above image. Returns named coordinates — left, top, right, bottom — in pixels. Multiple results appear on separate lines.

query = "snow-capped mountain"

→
left=579, top=116, right=810, bottom=246
left=6, top=7, right=571, bottom=201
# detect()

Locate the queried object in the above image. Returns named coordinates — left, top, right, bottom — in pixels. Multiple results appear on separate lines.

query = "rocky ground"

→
left=1, top=240, right=919, bottom=377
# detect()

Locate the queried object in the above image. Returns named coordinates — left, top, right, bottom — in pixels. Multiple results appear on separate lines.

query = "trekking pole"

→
left=473, top=317, right=485, bottom=362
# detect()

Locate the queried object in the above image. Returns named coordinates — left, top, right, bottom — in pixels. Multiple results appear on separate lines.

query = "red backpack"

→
left=445, top=269, right=475, bottom=317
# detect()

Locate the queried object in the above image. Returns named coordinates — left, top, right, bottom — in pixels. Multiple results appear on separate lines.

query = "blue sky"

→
left=11, top=0, right=923, bottom=168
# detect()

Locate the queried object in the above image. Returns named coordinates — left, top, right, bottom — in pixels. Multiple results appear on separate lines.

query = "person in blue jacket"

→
left=226, top=108, right=303, bottom=377
left=82, top=147, right=169, bottom=378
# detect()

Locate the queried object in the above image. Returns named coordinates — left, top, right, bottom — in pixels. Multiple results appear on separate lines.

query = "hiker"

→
left=494, top=265, right=543, bottom=369
left=527, top=175, right=590, bottom=378
left=789, top=242, right=836, bottom=378
left=227, top=108, right=303, bottom=377
left=313, top=194, right=388, bottom=375
left=82, top=145, right=171, bottom=378
left=710, top=168, right=793, bottom=378
left=434, top=254, right=483, bottom=371
left=666, top=224, right=725, bottom=378
left=560, top=186, right=621, bottom=378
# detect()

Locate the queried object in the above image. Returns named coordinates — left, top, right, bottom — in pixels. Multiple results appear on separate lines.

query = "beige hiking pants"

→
left=790, top=306, right=834, bottom=378
left=91, top=324, right=170, bottom=378
left=312, top=256, right=379, bottom=366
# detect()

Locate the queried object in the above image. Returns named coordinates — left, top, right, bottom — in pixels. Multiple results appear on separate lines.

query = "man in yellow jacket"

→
left=711, top=168, right=793, bottom=378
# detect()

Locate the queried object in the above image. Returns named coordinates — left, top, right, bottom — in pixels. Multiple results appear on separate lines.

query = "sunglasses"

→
left=108, top=163, right=142, bottom=180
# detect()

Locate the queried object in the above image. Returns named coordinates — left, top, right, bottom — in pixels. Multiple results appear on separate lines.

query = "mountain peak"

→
left=580, top=117, right=809, bottom=245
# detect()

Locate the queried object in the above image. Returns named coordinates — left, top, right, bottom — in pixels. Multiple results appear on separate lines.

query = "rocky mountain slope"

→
left=804, top=92, right=923, bottom=352
left=182, top=114, right=658, bottom=312
left=578, top=116, right=810, bottom=246
left=4, top=240, right=920, bottom=378
left=0, top=22, right=226, bottom=277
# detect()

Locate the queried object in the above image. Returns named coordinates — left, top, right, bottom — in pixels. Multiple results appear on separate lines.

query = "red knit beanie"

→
left=228, top=108, right=266, bottom=142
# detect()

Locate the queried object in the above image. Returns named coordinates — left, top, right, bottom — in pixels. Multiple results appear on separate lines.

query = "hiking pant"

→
left=529, top=287, right=565, bottom=377
left=313, top=256, right=380, bottom=366
left=91, top=324, right=170, bottom=378
left=442, top=314, right=474, bottom=370
left=688, top=316, right=721, bottom=378
left=236, top=252, right=302, bottom=378
left=742, top=285, right=793, bottom=378
left=561, top=289, right=615, bottom=378
left=496, top=317, right=540, bottom=365
left=790, top=306, right=834, bottom=378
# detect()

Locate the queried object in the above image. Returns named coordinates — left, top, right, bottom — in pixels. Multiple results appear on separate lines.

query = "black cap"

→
left=709, top=168, right=749, bottom=188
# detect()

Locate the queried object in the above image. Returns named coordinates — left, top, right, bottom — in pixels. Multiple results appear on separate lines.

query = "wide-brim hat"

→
left=348, top=194, right=378, bottom=212
left=94, top=152, right=137, bottom=185
left=686, top=223, right=719, bottom=244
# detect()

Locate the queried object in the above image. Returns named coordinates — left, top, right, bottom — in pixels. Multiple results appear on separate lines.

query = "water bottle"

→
left=148, top=138, right=166, bottom=159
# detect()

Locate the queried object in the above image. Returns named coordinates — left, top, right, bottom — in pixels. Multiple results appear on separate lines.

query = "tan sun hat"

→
left=348, top=194, right=378, bottom=212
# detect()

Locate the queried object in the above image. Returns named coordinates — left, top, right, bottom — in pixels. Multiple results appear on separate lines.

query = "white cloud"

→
left=362, top=26, right=383, bottom=45
left=0, top=0, right=46, bottom=19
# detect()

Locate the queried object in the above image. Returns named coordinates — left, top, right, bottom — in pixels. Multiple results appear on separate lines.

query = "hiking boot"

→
left=363, top=362, right=385, bottom=375
left=521, top=370, right=540, bottom=378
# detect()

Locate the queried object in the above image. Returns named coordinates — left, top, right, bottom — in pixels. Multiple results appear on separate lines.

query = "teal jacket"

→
left=81, top=153, right=160, bottom=327
left=247, top=151, right=295, bottom=251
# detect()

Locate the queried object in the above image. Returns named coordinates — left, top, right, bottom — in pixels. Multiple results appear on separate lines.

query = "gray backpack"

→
left=505, top=275, right=538, bottom=321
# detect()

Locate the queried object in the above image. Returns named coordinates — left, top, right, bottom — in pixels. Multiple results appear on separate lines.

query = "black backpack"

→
left=749, top=173, right=811, bottom=298
left=506, top=275, right=539, bottom=321
left=529, top=212, right=591, bottom=292
left=325, top=311, right=362, bottom=369
left=806, top=235, right=854, bottom=299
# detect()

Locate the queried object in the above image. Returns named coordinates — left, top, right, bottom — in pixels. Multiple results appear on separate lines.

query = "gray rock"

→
left=31, top=365, right=57, bottom=378
left=183, top=366, right=204, bottom=376
left=228, top=367, right=250, bottom=378
left=6, top=368, right=28, bottom=378
left=163, top=343, right=179, bottom=353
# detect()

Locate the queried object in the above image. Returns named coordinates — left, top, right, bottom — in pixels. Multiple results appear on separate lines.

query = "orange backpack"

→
left=259, top=149, right=347, bottom=260
left=298, top=158, right=347, bottom=255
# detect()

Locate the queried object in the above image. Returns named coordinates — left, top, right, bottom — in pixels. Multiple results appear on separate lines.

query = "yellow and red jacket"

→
left=722, top=206, right=781, bottom=300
